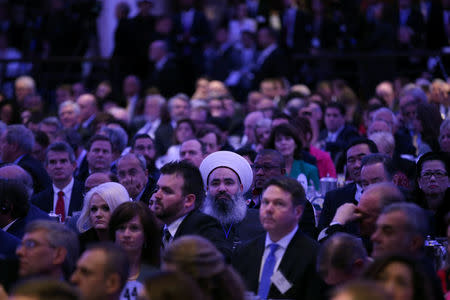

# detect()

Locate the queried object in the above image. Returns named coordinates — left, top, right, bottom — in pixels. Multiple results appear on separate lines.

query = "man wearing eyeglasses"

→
left=416, top=151, right=450, bottom=237
left=16, top=220, right=79, bottom=280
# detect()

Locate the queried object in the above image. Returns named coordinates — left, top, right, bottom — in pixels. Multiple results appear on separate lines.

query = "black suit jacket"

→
left=233, top=229, right=327, bottom=299
left=222, top=209, right=265, bottom=250
left=318, top=183, right=357, bottom=232
left=154, top=122, right=174, bottom=157
left=174, top=209, right=232, bottom=260
left=31, top=179, right=84, bottom=216
left=252, top=46, right=289, bottom=88
left=7, top=205, right=51, bottom=239
left=17, top=154, right=51, bottom=194
left=319, top=124, right=360, bottom=162
left=0, top=230, right=19, bottom=259
left=148, top=57, right=182, bottom=98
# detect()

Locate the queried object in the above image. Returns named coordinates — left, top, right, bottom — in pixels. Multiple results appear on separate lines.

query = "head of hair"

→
left=174, top=118, right=196, bottom=144
left=256, top=149, right=285, bottom=168
left=416, top=102, right=442, bottom=152
left=143, top=271, right=206, bottom=300
left=108, top=201, right=161, bottom=266
left=25, top=220, right=79, bottom=279
left=117, top=153, right=147, bottom=172
left=0, top=178, right=30, bottom=218
left=326, top=102, right=346, bottom=116
left=266, top=123, right=303, bottom=159
left=196, top=126, right=222, bottom=146
left=368, top=132, right=395, bottom=156
left=98, top=126, right=128, bottom=155
left=364, top=182, right=405, bottom=209
left=0, top=164, right=34, bottom=199
left=34, top=130, right=50, bottom=148
left=416, top=151, right=450, bottom=176
left=263, top=176, right=306, bottom=207
left=77, top=182, right=130, bottom=233
left=361, top=153, right=396, bottom=180
left=11, top=278, right=80, bottom=300
left=160, top=161, right=205, bottom=207
left=86, top=134, right=113, bottom=152
left=344, top=138, right=379, bottom=162
left=381, top=202, right=428, bottom=239
left=234, top=147, right=257, bottom=163
left=317, top=232, right=368, bottom=279
left=168, top=93, right=189, bottom=111
left=45, top=141, right=76, bottom=165
left=292, top=116, right=313, bottom=144
left=41, top=117, right=63, bottom=130
left=162, top=236, right=246, bottom=300
left=131, top=133, right=154, bottom=150
left=364, top=255, right=434, bottom=300
left=331, top=280, right=390, bottom=300
left=86, top=242, right=130, bottom=291
left=5, top=124, right=35, bottom=154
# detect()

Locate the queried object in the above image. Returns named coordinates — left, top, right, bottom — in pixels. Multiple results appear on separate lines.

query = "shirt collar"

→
left=53, top=177, right=74, bottom=195
left=264, top=225, right=298, bottom=249
left=166, top=214, right=188, bottom=238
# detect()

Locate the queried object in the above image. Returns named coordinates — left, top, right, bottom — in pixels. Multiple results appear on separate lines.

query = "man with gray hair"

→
left=117, top=153, right=153, bottom=204
left=16, top=219, right=79, bottom=280
left=59, top=100, right=81, bottom=129
left=31, top=142, right=84, bottom=222
left=0, top=124, right=51, bottom=193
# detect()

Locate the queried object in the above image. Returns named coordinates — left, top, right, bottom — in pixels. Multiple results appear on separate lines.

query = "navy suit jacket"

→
left=318, top=183, right=357, bottom=232
left=174, top=209, right=232, bottom=260
left=232, top=229, right=327, bottom=299
left=31, top=179, right=84, bottom=216
left=17, top=154, right=51, bottom=194
left=7, top=205, right=51, bottom=239
left=0, top=230, right=19, bottom=259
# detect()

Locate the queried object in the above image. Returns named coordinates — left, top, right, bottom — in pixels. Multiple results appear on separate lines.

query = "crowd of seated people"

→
left=0, top=1, right=450, bottom=300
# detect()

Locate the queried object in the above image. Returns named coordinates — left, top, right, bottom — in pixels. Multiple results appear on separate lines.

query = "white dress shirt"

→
left=259, top=225, right=298, bottom=282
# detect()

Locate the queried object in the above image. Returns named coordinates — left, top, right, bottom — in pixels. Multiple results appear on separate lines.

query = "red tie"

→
left=56, top=191, right=65, bottom=222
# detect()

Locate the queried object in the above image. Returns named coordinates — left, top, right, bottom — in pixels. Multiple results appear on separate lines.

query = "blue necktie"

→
left=258, top=243, right=279, bottom=299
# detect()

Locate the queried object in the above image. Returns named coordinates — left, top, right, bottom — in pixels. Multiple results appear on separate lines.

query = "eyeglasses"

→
left=420, top=170, right=448, bottom=180
left=252, top=164, right=280, bottom=171
left=18, top=239, right=55, bottom=250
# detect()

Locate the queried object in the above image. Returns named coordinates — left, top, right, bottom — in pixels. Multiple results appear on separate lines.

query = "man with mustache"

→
left=199, top=151, right=264, bottom=251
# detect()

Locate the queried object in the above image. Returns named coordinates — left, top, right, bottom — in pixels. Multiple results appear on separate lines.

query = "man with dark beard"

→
left=199, top=151, right=264, bottom=251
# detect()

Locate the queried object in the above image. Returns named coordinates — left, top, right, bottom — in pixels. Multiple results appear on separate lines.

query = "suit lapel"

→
left=248, top=236, right=266, bottom=293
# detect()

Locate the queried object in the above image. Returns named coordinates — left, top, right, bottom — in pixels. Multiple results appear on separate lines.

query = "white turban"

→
left=199, top=151, right=253, bottom=193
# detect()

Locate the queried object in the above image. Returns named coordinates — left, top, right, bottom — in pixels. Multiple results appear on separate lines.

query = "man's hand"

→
left=332, top=203, right=360, bottom=225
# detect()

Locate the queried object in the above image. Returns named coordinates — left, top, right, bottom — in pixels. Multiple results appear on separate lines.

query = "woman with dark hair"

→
left=294, top=116, right=336, bottom=178
left=266, top=123, right=320, bottom=190
left=109, top=201, right=161, bottom=299
left=140, top=271, right=206, bottom=300
left=414, top=151, right=450, bottom=237
left=414, top=102, right=443, bottom=155
left=364, top=255, right=435, bottom=300
left=162, top=235, right=246, bottom=300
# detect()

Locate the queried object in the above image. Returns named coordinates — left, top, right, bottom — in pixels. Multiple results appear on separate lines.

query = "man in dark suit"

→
left=151, top=161, right=230, bottom=258
left=0, top=229, right=19, bottom=259
left=31, top=142, right=84, bottom=222
left=233, top=177, right=326, bottom=299
left=318, top=102, right=360, bottom=162
left=318, top=139, right=378, bottom=234
left=148, top=40, right=181, bottom=98
left=0, top=176, right=50, bottom=239
left=199, top=151, right=265, bottom=251
left=117, top=153, right=154, bottom=205
left=249, top=149, right=318, bottom=238
left=0, top=124, right=51, bottom=194
left=252, top=26, right=289, bottom=88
